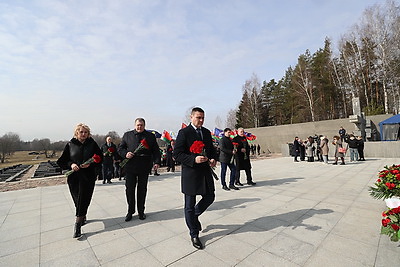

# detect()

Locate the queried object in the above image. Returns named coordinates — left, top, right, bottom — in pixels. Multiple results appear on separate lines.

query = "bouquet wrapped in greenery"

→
left=381, top=206, right=400, bottom=242
left=369, top=164, right=400, bottom=199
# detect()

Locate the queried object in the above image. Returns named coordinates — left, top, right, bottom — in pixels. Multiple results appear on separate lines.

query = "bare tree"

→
left=226, top=108, right=237, bottom=129
left=240, top=73, right=263, bottom=127
left=183, top=106, right=196, bottom=125
left=292, top=51, right=316, bottom=121
left=215, top=115, right=223, bottom=129
left=0, top=132, right=20, bottom=163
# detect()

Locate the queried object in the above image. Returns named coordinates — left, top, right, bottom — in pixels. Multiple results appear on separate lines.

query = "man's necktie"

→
left=196, top=128, right=202, bottom=140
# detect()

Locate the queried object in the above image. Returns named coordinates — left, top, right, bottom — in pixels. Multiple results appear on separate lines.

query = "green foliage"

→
left=364, top=102, right=385, bottom=116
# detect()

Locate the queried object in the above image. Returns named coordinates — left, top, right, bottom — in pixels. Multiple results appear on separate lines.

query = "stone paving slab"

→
left=0, top=157, right=400, bottom=266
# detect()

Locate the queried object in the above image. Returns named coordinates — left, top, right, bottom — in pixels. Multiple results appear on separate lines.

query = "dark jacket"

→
left=57, top=137, right=102, bottom=179
left=219, top=135, right=234, bottom=164
left=232, top=135, right=251, bottom=170
left=346, top=137, right=358, bottom=149
left=174, top=124, right=217, bottom=195
left=101, top=142, right=118, bottom=165
left=118, top=130, right=161, bottom=174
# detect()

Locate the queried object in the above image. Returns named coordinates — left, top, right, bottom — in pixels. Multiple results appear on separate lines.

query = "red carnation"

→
left=64, top=153, right=101, bottom=177
left=382, top=218, right=391, bottom=227
left=92, top=154, right=101, bottom=163
left=391, top=224, right=400, bottom=231
left=190, top=141, right=205, bottom=154
left=386, top=182, right=396, bottom=190
left=108, top=147, right=115, bottom=153
left=119, top=139, right=150, bottom=168
left=377, top=179, right=381, bottom=183
left=140, top=139, right=150, bottom=150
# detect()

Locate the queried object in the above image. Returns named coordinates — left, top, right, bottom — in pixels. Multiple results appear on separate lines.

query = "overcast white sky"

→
left=0, top=0, right=382, bottom=141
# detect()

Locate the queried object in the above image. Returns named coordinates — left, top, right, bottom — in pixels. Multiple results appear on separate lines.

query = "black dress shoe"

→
left=229, top=185, right=240, bottom=190
left=125, top=213, right=133, bottom=222
left=235, top=182, right=244, bottom=186
left=73, top=222, right=82, bottom=238
left=247, top=181, right=256, bottom=186
left=191, top=236, right=204, bottom=249
left=139, top=213, right=146, bottom=220
left=222, top=185, right=230, bottom=191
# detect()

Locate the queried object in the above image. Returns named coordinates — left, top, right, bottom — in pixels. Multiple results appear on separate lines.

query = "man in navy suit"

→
left=174, top=107, right=217, bottom=249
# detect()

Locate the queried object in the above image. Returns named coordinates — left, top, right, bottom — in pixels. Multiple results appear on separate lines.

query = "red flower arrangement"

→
left=189, top=140, right=219, bottom=180
left=369, top=164, right=400, bottom=199
left=381, top=206, right=400, bottom=242
left=120, top=139, right=150, bottom=168
left=65, top=154, right=101, bottom=177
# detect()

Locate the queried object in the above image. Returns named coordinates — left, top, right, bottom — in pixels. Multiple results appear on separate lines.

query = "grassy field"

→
left=0, top=151, right=61, bottom=168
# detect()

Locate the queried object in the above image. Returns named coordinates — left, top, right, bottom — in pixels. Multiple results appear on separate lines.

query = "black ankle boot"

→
left=73, top=222, right=82, bottom=238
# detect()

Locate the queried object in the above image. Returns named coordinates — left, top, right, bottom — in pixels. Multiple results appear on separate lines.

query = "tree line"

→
left=230, top=1, right=400, bottom=129
left=0, top=131, right=121, bottom=164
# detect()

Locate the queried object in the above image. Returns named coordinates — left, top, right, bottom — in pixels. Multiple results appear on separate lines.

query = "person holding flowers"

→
left=57, top=123, right=103, bottom=238
left=232, top=127, right=256, bottom=186
left=218, top=128, right=239, bottom=191
left=118, top=118, right=161, bottom=222
left=174, top=107, right=217, bottom=250
left=101, top=136, right=117, bottom=184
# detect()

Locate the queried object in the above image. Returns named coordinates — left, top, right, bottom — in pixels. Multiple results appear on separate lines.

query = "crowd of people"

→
left=56, top=107, right=258, bottom=250
left=292, top=126, right=365, bottom=165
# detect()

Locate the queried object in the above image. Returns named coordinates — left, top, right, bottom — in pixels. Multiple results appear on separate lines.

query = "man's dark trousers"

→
left=125, top=172, right=149, bottom=215
left=184, top=193, right=215, bottom=238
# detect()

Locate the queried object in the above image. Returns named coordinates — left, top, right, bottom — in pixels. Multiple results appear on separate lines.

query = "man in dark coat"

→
left=174, top=107, right=217, bottom=250
left=166, top=140, right=176, bottom=172
left=293, top=136, right=300, bottom=162
left=118, top=118, right=161, bottom=222
left=218, top=128, right=239, bottom=191
left=101, top=136, right=118, bottom=184
left=232, top=127, right=256, bottom=186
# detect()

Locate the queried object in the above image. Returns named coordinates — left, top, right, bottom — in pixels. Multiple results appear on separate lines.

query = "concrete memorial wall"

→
left=246, top=114, right=398, bottom=158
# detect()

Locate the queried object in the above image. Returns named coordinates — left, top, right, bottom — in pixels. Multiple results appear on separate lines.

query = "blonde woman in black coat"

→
left=57, top=123, right=102, bottom=238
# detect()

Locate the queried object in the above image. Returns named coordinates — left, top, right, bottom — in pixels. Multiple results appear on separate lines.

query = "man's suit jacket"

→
left=174, top=124, right=217, bottom=196
left=118, top=130, right=161, bottom=174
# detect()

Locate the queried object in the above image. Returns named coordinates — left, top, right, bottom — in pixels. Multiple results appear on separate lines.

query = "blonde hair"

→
left=74, top=123, right=91, bottom=138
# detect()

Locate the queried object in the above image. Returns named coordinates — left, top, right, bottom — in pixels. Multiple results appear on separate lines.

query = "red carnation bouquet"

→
left=381, top=206, right=400, bottom=242
left=231, top=142, right=239, bottom=164
left=369, top=164, right=400, bottom=199
left=104, top=147, right=115, bottom=157
left=120, top=139, right=150, bottom=168
left=190, top=140, right=219, bottom=180
left=65, top=154, right=102, bottom=177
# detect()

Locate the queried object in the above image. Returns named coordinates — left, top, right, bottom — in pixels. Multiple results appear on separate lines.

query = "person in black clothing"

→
left=173, top=107, right=217, bottom=249
left=257, top=144, right=261, bottom=155
left=293, top=137, right=300, bottom=162
left=346, top=134, right=359, bottom=162
left=339, top=126, right=346, bottom=142
left=166, top=140, right=176, bottom=172
left=232, top=127, right=256, bottom=186
left=118, top=118, right=161, bottom=222
left=357, top=136, right=365, bottom=161
left=57, top=123, right=103, bottom=238
left=219, top=128, right=239, bottom=191
left=101, top=136, right=118, bottom=184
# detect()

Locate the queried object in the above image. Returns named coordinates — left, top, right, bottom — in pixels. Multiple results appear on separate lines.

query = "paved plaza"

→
left=1, top=157, right=400, bottom=266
